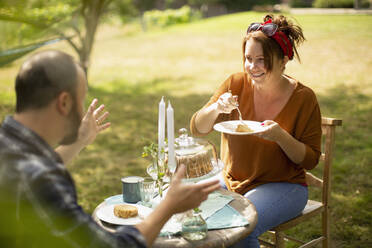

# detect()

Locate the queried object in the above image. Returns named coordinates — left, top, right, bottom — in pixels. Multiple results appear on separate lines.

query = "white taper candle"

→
left=167, top=101, right=176, bottom=173
left=158, top=96, right=165, bottom=159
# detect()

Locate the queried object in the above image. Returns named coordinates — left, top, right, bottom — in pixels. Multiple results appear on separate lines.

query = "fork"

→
left=230, top=93, right=244, bottom=124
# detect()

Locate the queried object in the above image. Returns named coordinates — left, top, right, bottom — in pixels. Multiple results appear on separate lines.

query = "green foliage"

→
left=313, top=0, right=370, bottom=8
left=289, top=0, right=313, bottom=7
left=165, top=0, right=220, bottom=9
left=0, top=2, right=75, bottom=27
left=0, top=0, right=120, bottom=71
left=141, top=141, right=168, bottom=197
left=115, top=0, right=139, bottom=23
left=115, top=0, right=156, bottom=23
left=219, top=0, right=280, bottom=11
left=0, top=2, right=75, bottom=50
left=142, top=142, right=159, bottom=161
left=144, top=5, right=200, bottom=28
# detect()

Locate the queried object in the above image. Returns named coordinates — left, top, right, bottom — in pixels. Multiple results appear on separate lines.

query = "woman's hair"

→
left=242, top=14, right=305, bottom=72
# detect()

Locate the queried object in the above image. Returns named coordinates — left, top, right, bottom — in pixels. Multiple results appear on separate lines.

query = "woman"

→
left=190, top=14, right=322, bottom=247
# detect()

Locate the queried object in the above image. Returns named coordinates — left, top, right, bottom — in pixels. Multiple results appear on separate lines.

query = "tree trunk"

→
left=79, top=0, right=107, bottom=76
left=354, top=0, right=360, bottom=9
left=140, top=11, right=147, bottom=32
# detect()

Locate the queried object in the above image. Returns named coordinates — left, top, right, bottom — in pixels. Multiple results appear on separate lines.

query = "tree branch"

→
left=64, top=36, right=80, bottom=54
left=52, top=30, right=80, bottom=54
left=0, top=15, right=48, bottom=29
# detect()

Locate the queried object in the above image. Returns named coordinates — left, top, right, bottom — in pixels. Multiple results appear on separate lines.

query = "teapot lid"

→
left=175, top=128, right=205, bottom=156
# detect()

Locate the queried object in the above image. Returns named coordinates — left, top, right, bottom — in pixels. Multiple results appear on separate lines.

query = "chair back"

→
left=305, top=117, right=342, bottom=207
left=260, top=117, right=342, bottom=248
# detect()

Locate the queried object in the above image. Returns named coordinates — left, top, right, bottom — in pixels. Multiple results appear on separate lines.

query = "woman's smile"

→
left=250, top=72, right=265, bottom=78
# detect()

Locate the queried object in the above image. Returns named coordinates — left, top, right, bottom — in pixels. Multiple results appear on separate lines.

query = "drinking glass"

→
left=140, top=177, right=156, bottom=207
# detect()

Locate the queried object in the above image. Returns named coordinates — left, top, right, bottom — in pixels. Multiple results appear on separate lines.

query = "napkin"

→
left=159, top=204, right=249, bottom=236
left=160, top=192, right=239, bottom=236
left=206, top=204, right=249, bottom=230
left=199, top=191, right=234, bottom=219
left=104, top=194, right=152, bottom=208
left=104, top=194, right=124, bottom=205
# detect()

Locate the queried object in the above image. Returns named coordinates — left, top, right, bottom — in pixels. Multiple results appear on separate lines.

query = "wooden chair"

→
left=259, top=117, right=342, bottom=248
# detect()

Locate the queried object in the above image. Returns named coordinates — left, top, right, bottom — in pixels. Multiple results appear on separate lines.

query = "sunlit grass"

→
left=1, top=12, right=371, bottom=247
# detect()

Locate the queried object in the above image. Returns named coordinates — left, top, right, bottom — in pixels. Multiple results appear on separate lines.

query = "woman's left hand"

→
left=255, top=120, right=283, bottom=142
left=78, top=98, right=111, bottom=147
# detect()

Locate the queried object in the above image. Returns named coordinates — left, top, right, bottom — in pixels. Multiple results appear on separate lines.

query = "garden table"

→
left=92, top=188, right=257, bottom=248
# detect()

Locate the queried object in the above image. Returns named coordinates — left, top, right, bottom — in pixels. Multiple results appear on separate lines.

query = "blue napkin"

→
left=199, top=192, right=234, bottom=219
left=104, top=194, right=153, bottom=207
left=206, top=204, right=249, bottom=229
left=104, top=194, right=124, bottom=205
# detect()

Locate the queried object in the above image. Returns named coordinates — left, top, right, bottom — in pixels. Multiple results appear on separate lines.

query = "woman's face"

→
left=244, top=38, right=285, bottom=84
left=244, top=39, right=267, bottom=84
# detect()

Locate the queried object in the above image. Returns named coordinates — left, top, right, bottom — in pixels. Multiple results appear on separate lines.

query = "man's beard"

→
left=60, top=102, right=82, bottom=145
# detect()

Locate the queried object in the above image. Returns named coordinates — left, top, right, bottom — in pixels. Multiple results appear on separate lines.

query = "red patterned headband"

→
left=247, top=19, right=293, bottom=59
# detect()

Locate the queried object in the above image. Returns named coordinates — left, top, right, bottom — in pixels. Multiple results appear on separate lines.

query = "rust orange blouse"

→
left=190, top=72, right=322, bottom=195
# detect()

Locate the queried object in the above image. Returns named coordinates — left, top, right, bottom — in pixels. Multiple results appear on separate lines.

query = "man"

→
left=0, top=50, right=220, bottom=248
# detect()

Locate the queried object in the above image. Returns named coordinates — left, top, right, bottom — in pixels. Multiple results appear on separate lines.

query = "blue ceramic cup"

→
left=121, top=176, right=144, bottom=203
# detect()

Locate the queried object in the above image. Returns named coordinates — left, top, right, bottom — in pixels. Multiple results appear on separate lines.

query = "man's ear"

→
left=56, top=92, right=73, bottom=116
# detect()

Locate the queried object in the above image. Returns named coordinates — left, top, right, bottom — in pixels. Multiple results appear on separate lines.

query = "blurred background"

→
left=1, top=0, right=371, bottom=247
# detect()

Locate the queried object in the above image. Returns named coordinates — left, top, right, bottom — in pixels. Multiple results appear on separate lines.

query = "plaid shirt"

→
left=0, top=116, right=147, bottom=248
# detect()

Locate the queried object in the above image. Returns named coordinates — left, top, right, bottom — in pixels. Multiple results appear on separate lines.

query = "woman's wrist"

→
left=275, top=128, right=306, bottom=164
left=274, top=126, right=287, bottom=144
left=208, top=102, right=220, bottom=114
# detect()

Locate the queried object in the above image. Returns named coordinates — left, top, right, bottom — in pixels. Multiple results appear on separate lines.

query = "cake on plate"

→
left=176, top=149, right=213, bottom=178
left=236, top=124, right=254, bottom=133
left=114, top=204, right=138, bottom=218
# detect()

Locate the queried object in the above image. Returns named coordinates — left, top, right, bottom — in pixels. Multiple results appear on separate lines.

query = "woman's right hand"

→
left=216, top=92, right=238, bottom=114
left=194, top=91, right=238, bottom=134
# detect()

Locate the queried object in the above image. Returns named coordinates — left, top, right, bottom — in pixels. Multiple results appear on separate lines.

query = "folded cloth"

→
left=159, top=204, right=250, bottom=236
left=199, top=191, right=234, bottom=219
left=104, top=194, right=151, bottom=208
left=160, top=191, right=232, bottom=235
left=206, top=204, right=249, bottom=230
left=159, top=192, right=249, bottom=236
left=105, top=194, right=124, bottom=205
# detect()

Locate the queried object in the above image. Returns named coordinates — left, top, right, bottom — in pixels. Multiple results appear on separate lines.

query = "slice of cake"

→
left=114, top=204, right=138, bottom=218
left=236, top=124, right=253, bottom=133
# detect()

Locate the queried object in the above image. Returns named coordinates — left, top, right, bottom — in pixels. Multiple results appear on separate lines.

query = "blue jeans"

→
left=216, top=174, right=308, bottom=248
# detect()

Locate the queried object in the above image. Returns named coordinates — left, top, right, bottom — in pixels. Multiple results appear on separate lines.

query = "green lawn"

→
left=1, top=12, right=371, bottom=247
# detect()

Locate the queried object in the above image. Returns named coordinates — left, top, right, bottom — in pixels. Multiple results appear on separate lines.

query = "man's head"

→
left=15, top=50, right=87, bottom=145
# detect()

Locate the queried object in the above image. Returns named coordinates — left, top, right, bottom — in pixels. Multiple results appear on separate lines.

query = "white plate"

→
left=213, top=120, right=266, bottom=135
left=96, top=204, right=153, bottom=225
